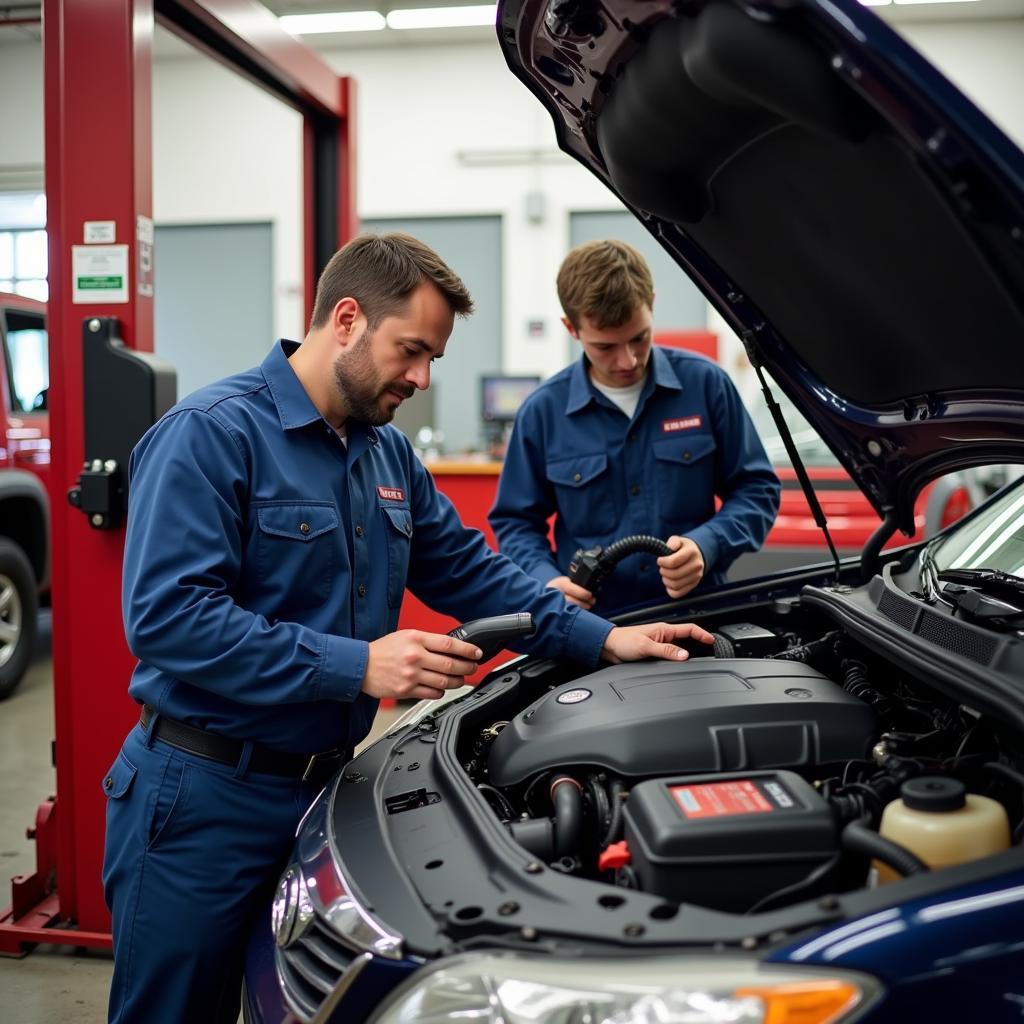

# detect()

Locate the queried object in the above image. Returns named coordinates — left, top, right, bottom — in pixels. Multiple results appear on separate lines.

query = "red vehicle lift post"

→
left=0, top=0, right=356, bottom=955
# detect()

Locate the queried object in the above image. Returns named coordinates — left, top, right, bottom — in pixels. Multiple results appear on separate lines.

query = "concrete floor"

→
left=0, top=613, right=401, bottom=1023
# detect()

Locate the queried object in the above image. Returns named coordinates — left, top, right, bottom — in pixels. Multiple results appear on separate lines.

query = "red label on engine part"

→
left=669, top=780, right=773, bottom=819
left=661, top=415, right=703, bottom=433
left=376, top=486, right=406, bottom=502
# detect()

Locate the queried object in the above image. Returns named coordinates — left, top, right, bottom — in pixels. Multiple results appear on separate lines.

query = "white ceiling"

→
left=1, top=0, right=1022, bottom=53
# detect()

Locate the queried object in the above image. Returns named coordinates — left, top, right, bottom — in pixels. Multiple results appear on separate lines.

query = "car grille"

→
left=275, top=916, right=358, bottom=1022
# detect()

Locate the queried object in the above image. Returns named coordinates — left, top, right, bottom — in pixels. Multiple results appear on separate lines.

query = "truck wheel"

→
left=0, top=538, right=38, bottom=700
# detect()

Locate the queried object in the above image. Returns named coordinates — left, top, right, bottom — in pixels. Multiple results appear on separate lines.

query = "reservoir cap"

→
left=901, top=776, right=966, bottom=812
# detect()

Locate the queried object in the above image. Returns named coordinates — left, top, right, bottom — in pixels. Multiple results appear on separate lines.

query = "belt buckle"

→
left=302, top=749, right=342, bottom=782
left=302, top=754, right=320, bottom=782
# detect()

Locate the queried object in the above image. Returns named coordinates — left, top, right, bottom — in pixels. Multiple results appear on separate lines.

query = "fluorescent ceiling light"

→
left=279, top=10, right=386, bottom=33
left=857, top=0, right=891, bottom=6
left=386, top=4, right=497, bottom=29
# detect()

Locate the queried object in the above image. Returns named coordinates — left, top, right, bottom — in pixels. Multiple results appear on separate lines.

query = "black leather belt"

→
left=140, top=705, right=350, bottom=785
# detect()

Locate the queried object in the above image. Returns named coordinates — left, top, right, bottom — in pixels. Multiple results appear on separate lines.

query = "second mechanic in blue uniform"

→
left=101, top=233, right=715, bottom=1024
left=490, top=239, right=781, bottom=617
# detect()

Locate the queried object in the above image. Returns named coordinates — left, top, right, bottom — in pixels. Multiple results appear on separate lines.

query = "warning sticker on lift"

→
left=668, top=779, right=788, bottom=819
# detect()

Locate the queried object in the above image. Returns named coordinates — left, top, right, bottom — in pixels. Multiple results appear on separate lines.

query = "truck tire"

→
left=0, top=537, right=38, bottom=700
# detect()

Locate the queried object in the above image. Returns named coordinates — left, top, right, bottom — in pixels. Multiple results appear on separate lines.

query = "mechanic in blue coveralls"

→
left=101, top=233, right=715, bottom=1024
left=490, top=239, right=781, bottom=616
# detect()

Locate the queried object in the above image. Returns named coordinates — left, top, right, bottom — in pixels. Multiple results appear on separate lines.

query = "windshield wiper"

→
left=937, top=567, right=1024, bottom=596
left=936, top=568, right=1024, bottom=627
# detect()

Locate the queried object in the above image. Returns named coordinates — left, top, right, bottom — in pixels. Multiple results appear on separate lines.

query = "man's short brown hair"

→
left=556, top=239, right=654, bottom=330
left=310, top=232, right=474, bottom=331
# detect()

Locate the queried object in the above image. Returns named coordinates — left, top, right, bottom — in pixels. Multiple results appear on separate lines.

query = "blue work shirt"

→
left=123, top=341, right=613, bottom=755
left=489, top=345, right=781, bottom=617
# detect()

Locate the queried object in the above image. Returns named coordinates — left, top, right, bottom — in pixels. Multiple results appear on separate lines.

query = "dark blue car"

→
left=244, top=0, right=1024, bottom=1020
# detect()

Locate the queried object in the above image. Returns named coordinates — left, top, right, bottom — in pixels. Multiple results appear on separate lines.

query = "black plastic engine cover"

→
left=487, top=659, right=877, bottom=786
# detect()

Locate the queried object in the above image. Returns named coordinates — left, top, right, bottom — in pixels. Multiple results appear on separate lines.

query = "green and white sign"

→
left=72, top=244, right=129, bottom=303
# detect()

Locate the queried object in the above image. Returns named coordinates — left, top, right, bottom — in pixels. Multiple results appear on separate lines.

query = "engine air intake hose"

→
left=568, top=535, right=673, bottom=593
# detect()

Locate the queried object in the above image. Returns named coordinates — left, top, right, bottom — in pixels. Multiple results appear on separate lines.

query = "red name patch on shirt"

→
left=376, top=486, right=406, bottom=502
left=662, top=415, right=703, bottom=433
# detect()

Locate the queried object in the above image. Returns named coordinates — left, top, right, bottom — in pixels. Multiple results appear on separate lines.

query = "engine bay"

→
left=452, top=596, right=1024, bottom=917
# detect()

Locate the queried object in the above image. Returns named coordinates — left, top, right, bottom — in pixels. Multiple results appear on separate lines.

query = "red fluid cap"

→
left=598, top=840, right=631, bottom=871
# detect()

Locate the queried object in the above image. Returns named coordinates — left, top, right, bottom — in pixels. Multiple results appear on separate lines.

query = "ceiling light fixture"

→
left=385, top=4, right=497, bottom=29
left=891, top=0, right=981, bottom=5
left=278, top=10, right=386, bottom=33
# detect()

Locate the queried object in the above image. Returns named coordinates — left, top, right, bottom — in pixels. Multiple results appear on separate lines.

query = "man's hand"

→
left=602, top=622, right=715, bottom=664
left=362, top=630, right=482, bottom=701
left=657, top=536, right=705, bottom=599
left=546, top=575, right=595, bottom=610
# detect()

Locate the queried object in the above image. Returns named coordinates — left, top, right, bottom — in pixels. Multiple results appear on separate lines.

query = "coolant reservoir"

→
left=876, top=776, right=1011, bottom=884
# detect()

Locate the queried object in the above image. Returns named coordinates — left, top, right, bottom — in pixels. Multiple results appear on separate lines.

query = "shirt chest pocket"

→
left=381, top=504, right=413, bottom=608
left=255, top=501, right=340, bottom=602
left=652, top=434, right=718, bottom=524
left=546, top=452, right=617, bottom=538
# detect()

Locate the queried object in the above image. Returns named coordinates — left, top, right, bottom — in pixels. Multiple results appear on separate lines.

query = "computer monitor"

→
left=480, top=374, right=541, bottom=423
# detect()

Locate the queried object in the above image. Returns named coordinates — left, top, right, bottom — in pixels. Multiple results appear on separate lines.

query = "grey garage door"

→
left=154, top=222, right=274, bottom=400
left=360, top=216, right=502, bottom=455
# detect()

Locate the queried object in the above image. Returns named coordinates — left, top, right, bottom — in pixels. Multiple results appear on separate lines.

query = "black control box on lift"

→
left=622, top=770, right=837, bottom=913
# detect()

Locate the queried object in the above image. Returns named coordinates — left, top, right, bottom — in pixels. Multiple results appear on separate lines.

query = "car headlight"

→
left=282, top=778, right=404, bottom=959
left=369, top=953, right=880, bottom=1024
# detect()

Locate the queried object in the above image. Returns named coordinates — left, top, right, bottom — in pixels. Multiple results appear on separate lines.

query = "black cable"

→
left=601, top=779, right=627, bottom=847
left=745, top=855, right=841, bottom=914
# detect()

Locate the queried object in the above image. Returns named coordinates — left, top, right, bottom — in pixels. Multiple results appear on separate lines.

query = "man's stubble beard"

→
left=333, top=327, right=413, bottom=427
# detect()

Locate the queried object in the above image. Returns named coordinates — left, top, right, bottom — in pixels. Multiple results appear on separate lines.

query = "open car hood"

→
left=498, top=0, right=1024, bottom=533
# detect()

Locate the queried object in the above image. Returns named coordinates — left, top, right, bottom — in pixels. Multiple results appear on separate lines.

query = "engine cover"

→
left=487, top=658, right=878, bottom=786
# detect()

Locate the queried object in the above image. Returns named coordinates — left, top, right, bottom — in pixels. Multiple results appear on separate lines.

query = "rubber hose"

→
left=601, top=535, right=673, bottom=562
left=550, top=776, right=584, bottom=860
left=841, top=818, right=928, bottom=878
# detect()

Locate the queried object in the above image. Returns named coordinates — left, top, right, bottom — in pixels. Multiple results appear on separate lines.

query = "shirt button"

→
left=299, top=522, right=311, bottom=535
left=628, top=433, right=638, bottom=443
left=573, top=473, right=582, bottom=482
left=630, top=485, right=641, bottom=496
left=683, top=451, right=691, bottom=461
left=104, top=776, right=113, bottom=790
left=639, top=562, right=649, bottom=573
left=358, top=584, right=367, bottom=597
left=355, top=525, right=364, bottom=537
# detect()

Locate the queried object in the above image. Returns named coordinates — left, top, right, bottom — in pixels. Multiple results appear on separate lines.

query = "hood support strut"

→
left=744, top=333, right=841, bottom=584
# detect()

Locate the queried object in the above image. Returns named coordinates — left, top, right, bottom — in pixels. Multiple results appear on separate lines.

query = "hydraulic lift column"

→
left=0, top=0, right=357, bottom=955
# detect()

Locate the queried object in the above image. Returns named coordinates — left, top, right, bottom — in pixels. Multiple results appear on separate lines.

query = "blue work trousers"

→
left=102, top=721, right=320, bottom=1024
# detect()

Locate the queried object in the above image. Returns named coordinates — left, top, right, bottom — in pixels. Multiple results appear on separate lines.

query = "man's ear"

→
left=331, top=297, right=363, bottom=347
left=561, top=316, right=580, bottom=340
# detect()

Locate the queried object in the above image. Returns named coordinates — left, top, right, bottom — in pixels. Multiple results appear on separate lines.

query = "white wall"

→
left=1, top=16, right=1023, bottom=383
left=152, top=53, right=304, bottom=345
left=0, top=43, right=44, bottom=186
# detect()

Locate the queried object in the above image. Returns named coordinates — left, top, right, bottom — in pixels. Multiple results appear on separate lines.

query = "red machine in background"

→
left=0, top=0, right=357, bottom=955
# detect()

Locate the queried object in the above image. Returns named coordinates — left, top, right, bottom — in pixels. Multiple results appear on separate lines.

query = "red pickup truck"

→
left=0, top=292, right=50, bottom=699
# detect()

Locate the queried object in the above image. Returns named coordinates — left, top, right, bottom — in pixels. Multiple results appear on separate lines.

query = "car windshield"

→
left=930, top=480, right=1024, bottom=581
left=750, top=389, right=837, bottom=468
